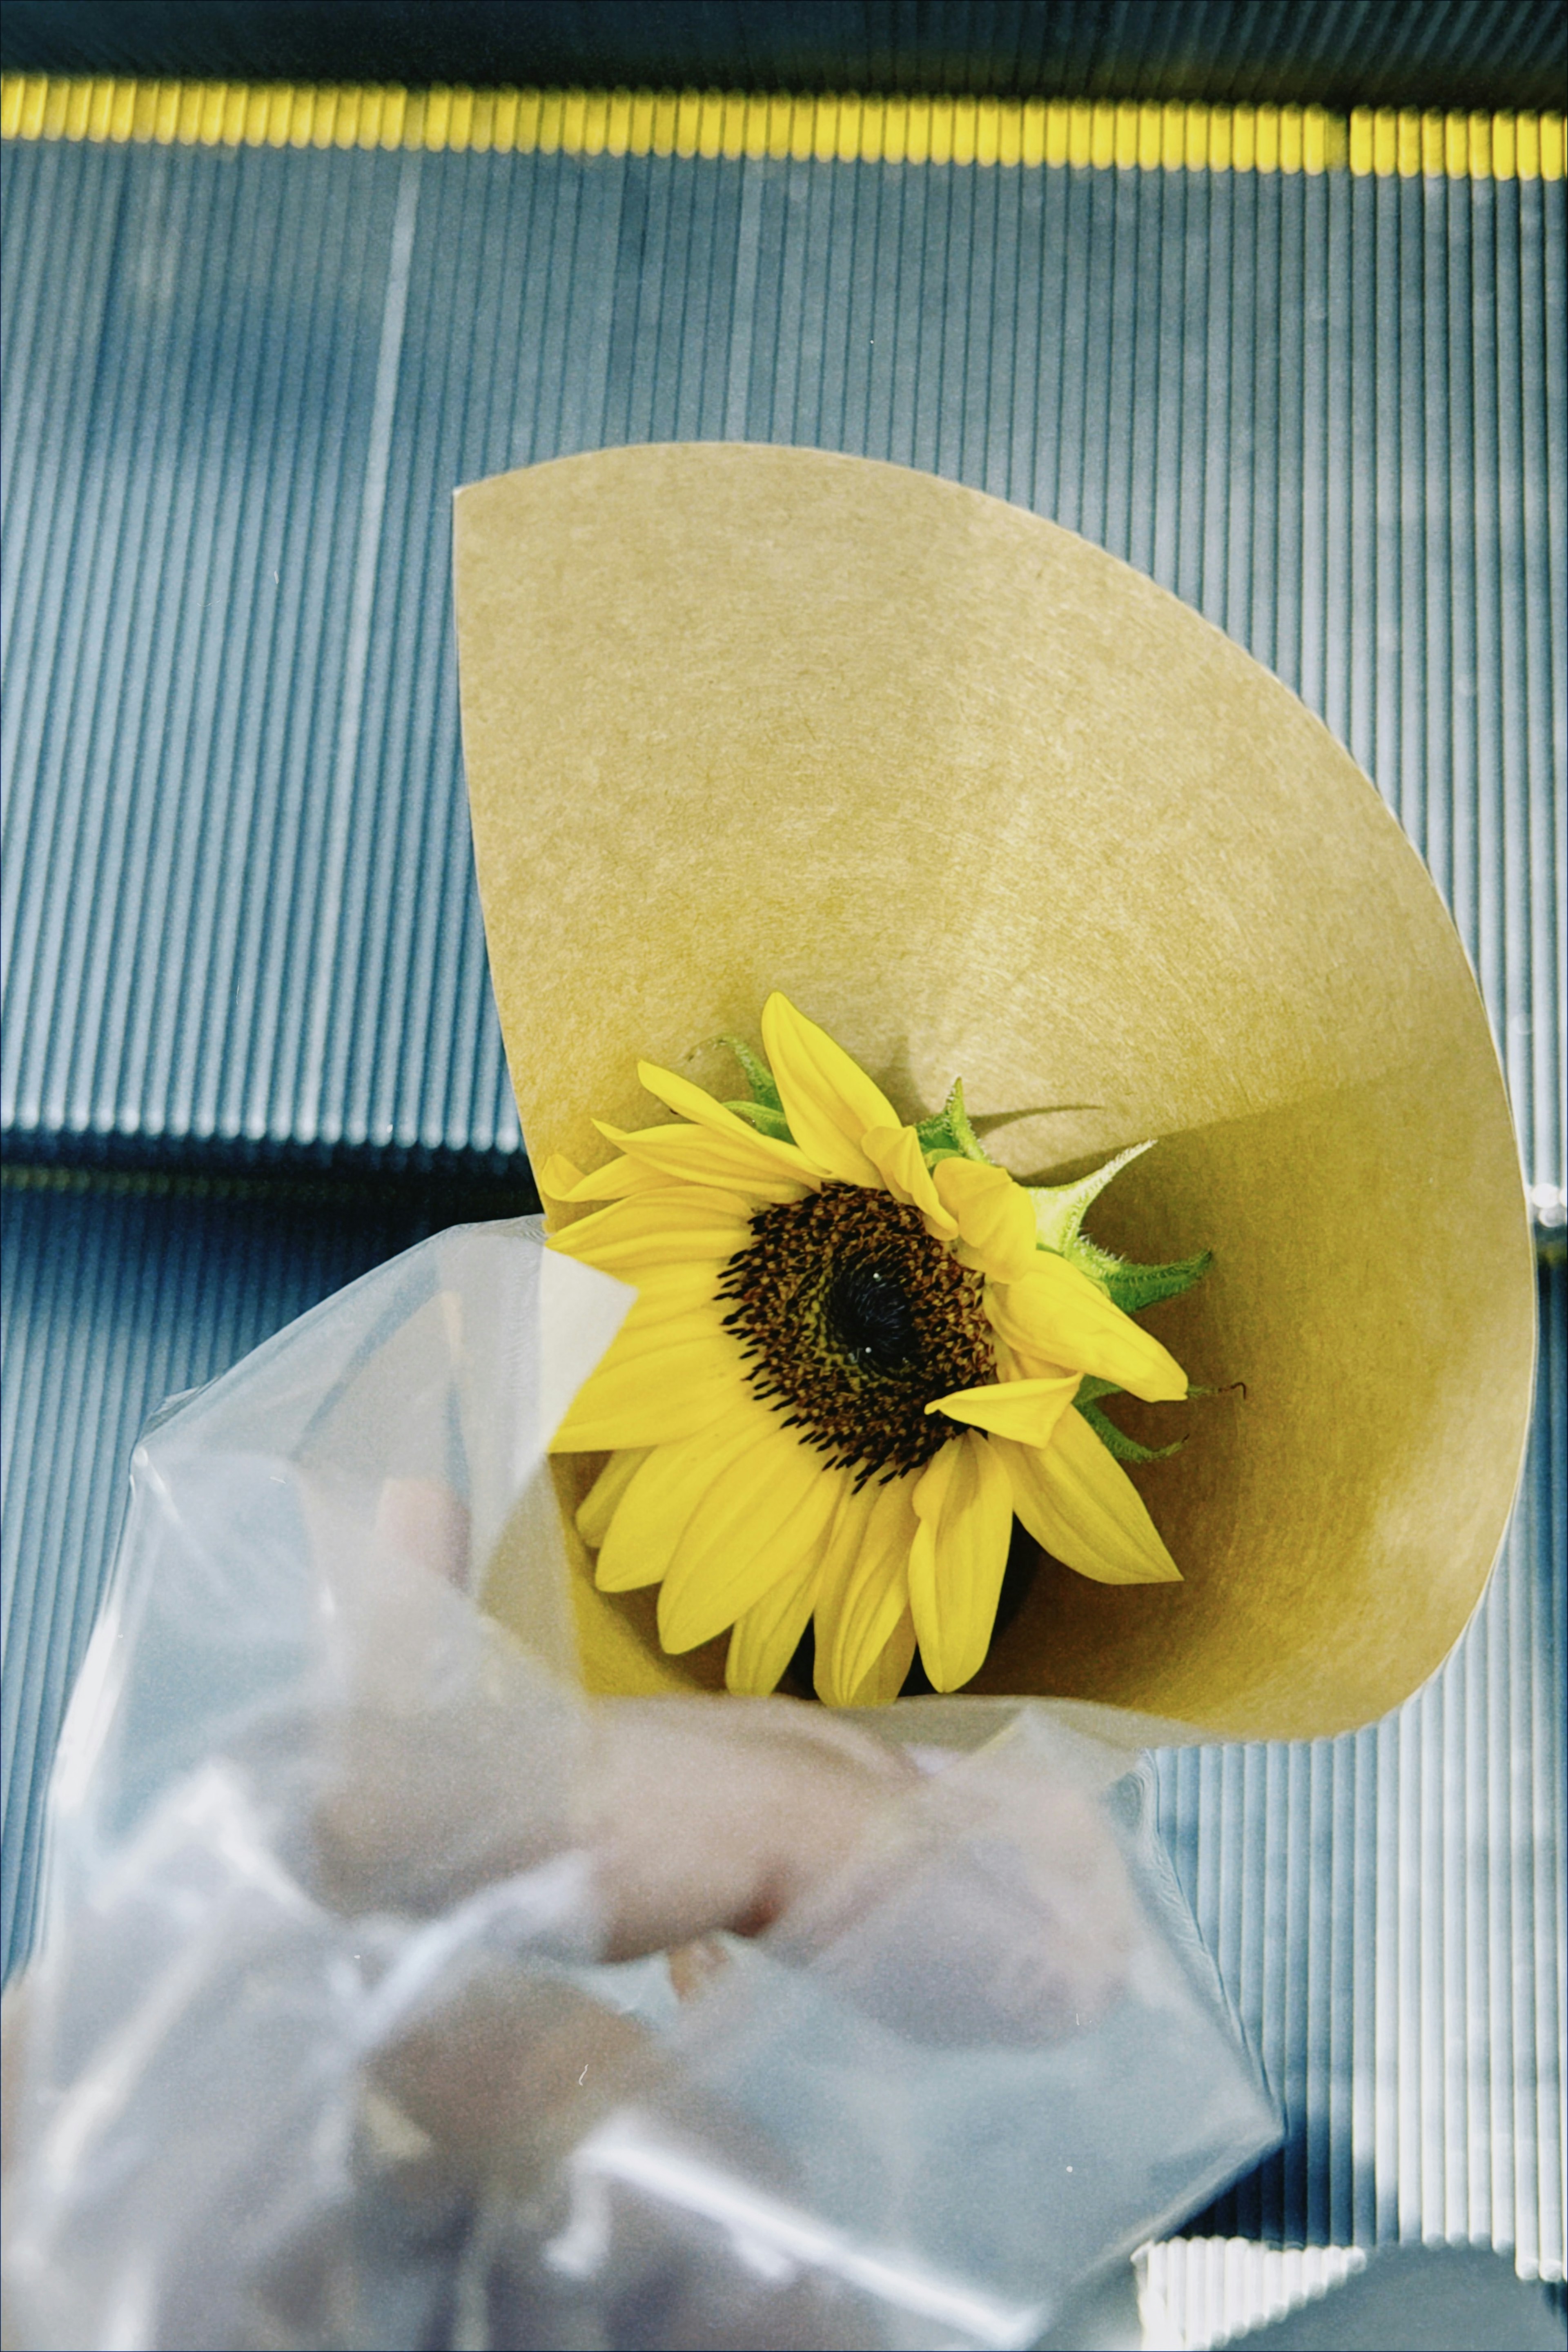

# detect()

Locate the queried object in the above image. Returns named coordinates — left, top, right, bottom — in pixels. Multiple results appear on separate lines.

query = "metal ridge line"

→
left=1, top=76, right=1563, bottom=180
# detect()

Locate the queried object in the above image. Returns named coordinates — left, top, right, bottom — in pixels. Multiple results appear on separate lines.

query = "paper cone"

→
left=454, top=443, right=1534, bottom=1744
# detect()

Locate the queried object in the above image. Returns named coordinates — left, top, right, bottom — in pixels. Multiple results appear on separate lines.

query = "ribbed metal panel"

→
left=3, top=2, right=1563, bottom=113
left=2, top=114, right=1564, bottom=2287
left=2, top=137, right=1563, bottom=1209
left=0, top=136, right=519, bottom=1158
left=0, top=1173, right=473, bottom=1981
left=1155, top=1265, right=1567, bottom=2276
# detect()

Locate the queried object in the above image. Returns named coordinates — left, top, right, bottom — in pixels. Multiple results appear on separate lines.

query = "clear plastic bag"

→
left=2, top=1218, right=1278, bottom=2351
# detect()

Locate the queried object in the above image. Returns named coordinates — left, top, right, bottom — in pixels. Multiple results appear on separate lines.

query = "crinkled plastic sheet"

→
left=2, top=1218, right=1278, bottom=2351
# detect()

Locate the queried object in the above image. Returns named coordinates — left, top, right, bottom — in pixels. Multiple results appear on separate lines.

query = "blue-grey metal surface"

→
left=2, top=118, right=1564, bottom=2285
left=4, top=2, right=1564, bottom=113
left=2, top=136, right=1563, bottom=1207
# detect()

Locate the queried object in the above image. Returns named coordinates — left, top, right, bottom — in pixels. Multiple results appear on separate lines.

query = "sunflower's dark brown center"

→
left=715, top=1185, right=995, bottom=1484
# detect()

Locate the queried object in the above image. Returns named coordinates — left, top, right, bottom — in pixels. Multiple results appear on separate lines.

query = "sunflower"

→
left=540, top=995, right=1208, bottom=1706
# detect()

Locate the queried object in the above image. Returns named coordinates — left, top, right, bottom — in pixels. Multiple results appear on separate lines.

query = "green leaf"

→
left=722, top=1099, right=796, bottom=1142
left=1074, top=1395, right=1185, bottom=1463
left=1099, top=1250, right=1213, bottom=1315
left=916, top=1078, right=990, bottom=1164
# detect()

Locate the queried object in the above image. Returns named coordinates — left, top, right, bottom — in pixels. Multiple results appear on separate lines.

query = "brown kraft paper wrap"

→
left=452, top=441, right=1535, bottom=1748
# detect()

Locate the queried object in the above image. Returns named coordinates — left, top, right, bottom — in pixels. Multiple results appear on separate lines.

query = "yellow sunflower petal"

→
left=584, top=1300, right=732, bottom=1367
left=996, top=1411, right=1181, bottom=1584
left=802, top=1480, right=879, bottom=1702
left=933, top=1157, right=1039, bottom=1282
left=622, top=1278, right=729, bottom=1340
left=557, top=1251, right=738, bottom=1307
left=548, top=1187, right=755, bottom=1278
left=605, top=1265, right=727, bottom=1330
left=906, top=1431, right=1015, bottom=1693
left=725, top=1556, right=822, bottom=1695
left=537, top=1152, right=589, bottom=1203
left=760, top=993, right=898, bottom=1186
left=575, top=1448, right=653, bottom=1550
left=549, top=1312, right=744, bottom=1452
left=635, top=1060, right=822, bottom=1173
left=537, top=1151, right=674, bottom=1204
left=931, top=1371, right=1080, bottom=1447
left=860, top=1125, right=959, bottom=1237
left=596, top=1117, right=815, bottom=1204
left=816, top=1470, right=922, bottom=1704
left=988, top=1256, right=1188, bottom=1403
left=658, top=1428, right=844, bottom=1653
left=846, top=1606, right=916, bottom=1707
left=594, top=1399, right=775, bottom=1590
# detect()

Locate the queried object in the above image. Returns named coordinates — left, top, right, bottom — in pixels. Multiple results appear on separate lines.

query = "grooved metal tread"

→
left=2, top=74, right=1564, bottom=2297
left=2, top=91, right=1563, bottom=1221
left=3, top=3, right=1565, bottom=114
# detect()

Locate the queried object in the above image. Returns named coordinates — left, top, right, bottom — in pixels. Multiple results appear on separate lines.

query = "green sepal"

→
left=1098, top=1250, right=1213, bottom=1315
left=1027, top=1143, right=1152, bottom=1280
left=723, top=1099, right=796, bottom=1142
left=1027, top=1143, right=1212, bottom=1316
left=1074, top=1393, right=1186, bottom=1464
left=719, top=1035, right=784, bottom=1113
left=916, top=1078, right=989, bottom=1165
left=717, top=1036, right=792, bottom=1138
